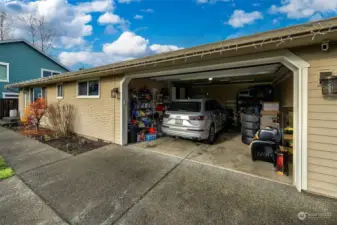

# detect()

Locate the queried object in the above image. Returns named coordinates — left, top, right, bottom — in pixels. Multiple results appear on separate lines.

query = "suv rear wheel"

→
left=207, top=124, right=216, bottom=145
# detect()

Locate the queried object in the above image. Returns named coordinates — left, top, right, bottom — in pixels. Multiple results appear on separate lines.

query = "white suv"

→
left=162, top=99, right=227, bottom=144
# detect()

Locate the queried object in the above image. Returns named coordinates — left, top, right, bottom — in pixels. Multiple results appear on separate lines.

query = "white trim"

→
left=56, top=83, right=64, bottom=99
left=0, top=62, right=9, bottom=82
left=41, top=68, right=62, bottom=78
left=120, top=49, right=309, bottom=192
left=76, top=79, right=100, bottom=99
left=2, top=92, right=18, bottom=99
left=301, top=67, right=308, bottom=191
left=76, top=95, right=100, bottom=99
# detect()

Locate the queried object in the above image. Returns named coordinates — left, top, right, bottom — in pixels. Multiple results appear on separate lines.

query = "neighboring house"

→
left=0, top=40, right=69, bottom=100
left=7, top=17, right=337, bottom=199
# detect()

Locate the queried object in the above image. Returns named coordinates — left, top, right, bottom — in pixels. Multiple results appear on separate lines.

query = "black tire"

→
left=207, top=124, right=216, bottom=145
left=242, top=114, right=260, bottom=123
left=242, top=135, right=254, bottom=145
left=242, top=121, right=260, bottom=130
left=242, top=128, right=259, bottom=138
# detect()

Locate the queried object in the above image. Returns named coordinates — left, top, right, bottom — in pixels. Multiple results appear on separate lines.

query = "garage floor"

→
left=131, top=131, right=293, bottom=185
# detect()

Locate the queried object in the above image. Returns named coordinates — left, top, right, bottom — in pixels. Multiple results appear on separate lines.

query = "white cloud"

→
left=134, top=14, right=143, bottom=20
left=228, top=10, right=263, bottom=28
left=103, top=31, right=149, bottom=56
left=59, top=31, right=182, bottom=67
left=60, top=37, right=86, bottom=49
left=140, top=8, right=154, bottom=13
left=1, top=0, right=95, bottom=49
left=97, top=12, right=130, bottom=32
left=98, top=12, right=123, bottom=24
left=150, top=44, right=181, bottom=53
left=270, top=0, right=337, bottom=19
left=76, top=0, right=114, bottom=13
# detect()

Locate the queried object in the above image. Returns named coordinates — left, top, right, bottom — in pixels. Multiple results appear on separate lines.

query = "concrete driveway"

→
left=0, top=127, right=336, bottom=225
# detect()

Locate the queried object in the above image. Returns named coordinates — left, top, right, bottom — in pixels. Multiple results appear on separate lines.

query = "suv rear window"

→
left=169, top=102, right=201, bottom=112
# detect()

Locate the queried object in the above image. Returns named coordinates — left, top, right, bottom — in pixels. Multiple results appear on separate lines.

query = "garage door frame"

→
left=120, top=49, right=309, bottom=192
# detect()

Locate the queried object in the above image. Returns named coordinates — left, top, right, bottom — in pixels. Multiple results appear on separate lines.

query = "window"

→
left=41, top=69, right=61, bottom=78
left=0, top=62, right=9, bottom=82
left=206, top=100, right=222, bottom=111
left=57, top=84, right=63, bottom=98
left=169, top=101, right=201, bottom=112
left=77, top=79, right=100, bottom=98
left=211, top=100, right=224, bottom=111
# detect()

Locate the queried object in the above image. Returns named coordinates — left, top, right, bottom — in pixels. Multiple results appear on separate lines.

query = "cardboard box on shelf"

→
left=260, top=114, right=279, bottom=129
left=263, top=102, right=279, bottom=111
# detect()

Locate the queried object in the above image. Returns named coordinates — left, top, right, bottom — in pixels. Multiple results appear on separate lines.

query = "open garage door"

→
left=120, top=49, right=309, bottom=192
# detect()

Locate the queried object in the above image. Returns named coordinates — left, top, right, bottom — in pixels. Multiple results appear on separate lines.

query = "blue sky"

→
left=2, top=0, right=337, bottom=70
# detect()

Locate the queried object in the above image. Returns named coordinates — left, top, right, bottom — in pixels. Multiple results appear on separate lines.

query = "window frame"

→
left=41, top=68, right=61, bottom=78
left=0, top=62, right=9, bottom=82
left=41, top=87, right=47, bottom=99
left=56, top=83, right=64, bottom=99
left=76, top=79, right=100, bottom=99
left=2, top=92, right=18, bottom=99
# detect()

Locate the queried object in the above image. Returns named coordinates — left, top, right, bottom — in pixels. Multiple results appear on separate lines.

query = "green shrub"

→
left=0, top=156, right=15, bottom=180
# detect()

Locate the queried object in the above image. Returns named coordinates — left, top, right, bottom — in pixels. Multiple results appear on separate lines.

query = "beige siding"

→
left=294, top=45, right=337, bottom=198
left=45, top=75, right=122, bottom=144
left=18, top=90, right=24, bottom=117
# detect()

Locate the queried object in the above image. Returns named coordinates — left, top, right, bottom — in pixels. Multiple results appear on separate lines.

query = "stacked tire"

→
left=241, top=114, right=260, bottom=145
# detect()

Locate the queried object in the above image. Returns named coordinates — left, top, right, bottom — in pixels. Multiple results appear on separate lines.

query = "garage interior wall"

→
left=292, top=45, right=337, bottom=198
left=188, top=83, right=253, bottom=112
left=43, top=75, right=122, bottom=144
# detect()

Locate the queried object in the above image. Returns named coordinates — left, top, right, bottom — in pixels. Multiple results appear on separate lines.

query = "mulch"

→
left=8, top=126, right=110, bottom=155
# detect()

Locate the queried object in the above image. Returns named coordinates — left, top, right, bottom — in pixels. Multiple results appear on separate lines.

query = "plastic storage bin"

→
left=145, top=134, right=157, bottom=141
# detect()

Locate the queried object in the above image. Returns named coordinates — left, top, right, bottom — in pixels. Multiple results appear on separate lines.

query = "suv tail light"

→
left=189, top=116, right=204, bottom=121
left=163, top=114, right=170, bottom=118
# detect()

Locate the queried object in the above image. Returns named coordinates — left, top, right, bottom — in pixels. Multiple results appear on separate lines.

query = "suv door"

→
left=208, top=100, right=222, bottom=131
left=213, top=100, right=226, bottom=129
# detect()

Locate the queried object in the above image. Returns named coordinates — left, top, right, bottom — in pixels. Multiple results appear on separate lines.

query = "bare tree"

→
left=0, top=12, right=13, bottom=41
left=19, top=14, right=56, bottom=53
left=18, top=14, right=38, bottom=45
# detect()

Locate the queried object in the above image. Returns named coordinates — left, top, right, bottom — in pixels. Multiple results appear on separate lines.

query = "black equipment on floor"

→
left=250, top=127, right=281, bottom=163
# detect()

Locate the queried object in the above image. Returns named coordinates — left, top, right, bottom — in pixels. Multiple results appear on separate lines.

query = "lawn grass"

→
left=0, top=156, right=15, bottom=180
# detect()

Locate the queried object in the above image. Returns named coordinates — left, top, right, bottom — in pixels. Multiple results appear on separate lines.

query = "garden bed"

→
left=8, top=126, right=110, bottom=155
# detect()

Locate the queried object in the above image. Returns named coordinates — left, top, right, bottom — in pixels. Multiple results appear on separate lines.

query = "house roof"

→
left=6, top=16, right=337, bottom=89
left=0, top=39, right=70, bottom=72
